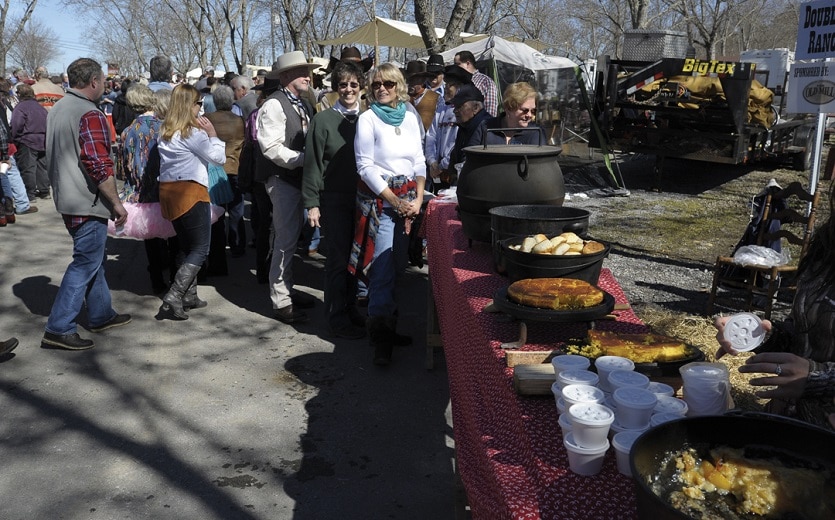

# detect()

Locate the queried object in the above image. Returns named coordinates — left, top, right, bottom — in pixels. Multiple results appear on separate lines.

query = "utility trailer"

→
left=590, top=56, right=817, bottom=188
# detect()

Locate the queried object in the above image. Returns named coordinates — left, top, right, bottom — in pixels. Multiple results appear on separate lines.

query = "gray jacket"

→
left=46, top=89, right=113, bottom=219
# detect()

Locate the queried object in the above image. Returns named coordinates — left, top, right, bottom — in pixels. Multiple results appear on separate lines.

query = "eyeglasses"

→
left=338, top=81, right=360, bottom=89
left=194, top=100, right=203, bottom=106
left=518, top=107, right=534, bottom=115
left=370, top=80, right=397, bottom=91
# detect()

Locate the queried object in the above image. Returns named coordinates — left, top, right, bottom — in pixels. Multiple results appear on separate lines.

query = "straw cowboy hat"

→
left=272, top=51, right=319, bottom=75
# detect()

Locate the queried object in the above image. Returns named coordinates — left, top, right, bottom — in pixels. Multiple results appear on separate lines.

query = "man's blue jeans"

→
left=45, top=218, right=117, bottom=335
left=0, top=156, right=31, bottom=212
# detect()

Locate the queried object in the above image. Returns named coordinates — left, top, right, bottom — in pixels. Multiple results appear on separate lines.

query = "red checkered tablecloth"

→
left=425, top=199, right=646, bottom=520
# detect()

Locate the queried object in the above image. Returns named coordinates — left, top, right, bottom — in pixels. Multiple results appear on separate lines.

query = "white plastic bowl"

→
left=647, top=381, right=675, bottom=398
left=594, top=356, right=635, bottom=392
left=568, top=403, right=615, bottom=449
left=654, top=395, right=689, bottom=416
left=550, top=382, right=562, bottom=409
left=650, top=412, right=683, bottom=427
left=609, top=417, right=649, bottom=440
left=613, top=387, right=657, bottom=429
left=612, top=430, right=643, bottom=477
left=607, top=369, right=650, bottom=391
left=558, top=411, right=573, bottom=436
left=563, top=431, right=610, bottom=476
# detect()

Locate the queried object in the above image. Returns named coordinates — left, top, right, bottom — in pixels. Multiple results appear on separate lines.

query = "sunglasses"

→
left=194, top=100, right=203, bottom=106
left=338, top=81, right=360, bottom=89
left=371, top=80, right=397, bottom=91
left=518, top=107, right=534, bottom=115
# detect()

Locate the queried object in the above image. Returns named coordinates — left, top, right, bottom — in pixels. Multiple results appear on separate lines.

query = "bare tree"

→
left=414, top=0, right=477, bottom=53
left=0, top=0, right=38, bottom=73
left=8, top=17, right=60, bottom=74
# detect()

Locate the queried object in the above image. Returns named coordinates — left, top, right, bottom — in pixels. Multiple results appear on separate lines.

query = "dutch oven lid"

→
left=463, top=144, right=563, bottom=157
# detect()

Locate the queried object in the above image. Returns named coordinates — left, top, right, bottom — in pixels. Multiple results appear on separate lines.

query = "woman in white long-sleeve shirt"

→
left=157, top=83, right=226, bottom=320
left=352, top=62, right=426, bottom=365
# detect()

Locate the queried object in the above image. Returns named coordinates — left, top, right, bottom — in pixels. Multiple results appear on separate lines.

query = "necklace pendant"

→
left=395, top=126, right=401, bottom=135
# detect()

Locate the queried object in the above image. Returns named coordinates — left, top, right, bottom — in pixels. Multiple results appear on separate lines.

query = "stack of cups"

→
left=594, top=356, right=635, bottom=392
left=564, top=403, right=614, bottom=476
left=680, top=362, right=731, bottom=416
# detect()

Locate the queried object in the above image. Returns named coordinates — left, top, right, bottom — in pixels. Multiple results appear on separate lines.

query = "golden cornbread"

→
left=507, top=278, right=604, bottom=310
left=587, top=330, right=690, bottom=363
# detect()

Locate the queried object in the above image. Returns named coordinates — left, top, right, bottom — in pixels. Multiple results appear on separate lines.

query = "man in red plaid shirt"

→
left=42, top=58, right=131, bottom=351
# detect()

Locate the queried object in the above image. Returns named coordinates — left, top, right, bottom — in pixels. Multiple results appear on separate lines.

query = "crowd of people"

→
left=4, top=47, right=832, bottom=423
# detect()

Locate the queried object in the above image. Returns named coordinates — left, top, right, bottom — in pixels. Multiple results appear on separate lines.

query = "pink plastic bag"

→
left=107, top=202, right=225, bottom=240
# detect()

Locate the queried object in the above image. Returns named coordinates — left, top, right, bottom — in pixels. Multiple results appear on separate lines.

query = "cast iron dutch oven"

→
left=490, top=205, right=591, bottom=273
left=630, top=412, right=835, bottom=519
left=497, top=236, right=609, bottom=284
left=456, top=129, right=564, bottom=243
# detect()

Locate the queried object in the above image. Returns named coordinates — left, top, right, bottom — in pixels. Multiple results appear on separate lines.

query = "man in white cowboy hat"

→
left=255, top=50, right=320, bottom=324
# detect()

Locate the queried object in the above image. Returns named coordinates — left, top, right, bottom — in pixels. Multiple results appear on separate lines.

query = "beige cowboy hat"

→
left=272, top=51, right=320, bottom=75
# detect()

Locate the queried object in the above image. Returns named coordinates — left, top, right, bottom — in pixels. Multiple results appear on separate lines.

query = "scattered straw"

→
left=633, top=303, right=768, bottom=412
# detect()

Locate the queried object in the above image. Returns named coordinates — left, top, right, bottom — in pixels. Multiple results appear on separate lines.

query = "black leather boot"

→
left=368, top=316, right=393, bottom=366
left=384, top=316, right=412, bottom=346
left=182, top=278, right=207, bottom=310
left=160, top=263, right=201, bottom=320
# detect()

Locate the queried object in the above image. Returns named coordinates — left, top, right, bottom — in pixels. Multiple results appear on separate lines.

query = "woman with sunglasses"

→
left=352, top=63, right=426, bottom=365
left=302, top=61, right=368, bottom=339
left=156, top=84, right=226, bottom=320
left=469, top=81, right=546, bottom=146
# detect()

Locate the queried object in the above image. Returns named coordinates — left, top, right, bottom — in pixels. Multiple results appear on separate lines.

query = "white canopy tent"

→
left=316, top=16, right=485, bottom=49
left=439, top=36, right=575, bottom=72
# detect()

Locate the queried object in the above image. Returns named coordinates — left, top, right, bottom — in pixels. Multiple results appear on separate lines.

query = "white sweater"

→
left=354, top=107, right=426, bottom=197
left=159, top=129, right=226, bottom=187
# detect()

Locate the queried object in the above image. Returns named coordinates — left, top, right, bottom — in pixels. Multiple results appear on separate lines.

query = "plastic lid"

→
left=612, top=430, right=643, bottom=452
left=723, top=312, right=766, bottom=352
left=650, top=412, right=683, bottom=427
left=562, top=384, right=604, bottom=403
left=595, top=355, right=635, bottom=371
left=608, top=369, right=650, bottom=389
left=552, top=354, right=591, bottom=370
left=613, top=387, right=658, bottom=409
left=647, top=381, right=675, bottom=397
left=558, top=369, right=600, bottom=387
left=653, top=395, right=688, bottom=415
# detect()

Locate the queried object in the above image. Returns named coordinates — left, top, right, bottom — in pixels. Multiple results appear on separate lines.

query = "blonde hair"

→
left=502, top=82, right=538, bottom=113
left=161, top=84, right=200, bottom=141
left=125, top=84, right=156, bottom=113
left=365, top=63, right=409, bottom=106
left=153, top=89, right=171, bottom=120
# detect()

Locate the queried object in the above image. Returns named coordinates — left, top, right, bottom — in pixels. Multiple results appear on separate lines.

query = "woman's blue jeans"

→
left=45, top=218, right=117, bottom=335
left=367, top=208, right=409, bottom=318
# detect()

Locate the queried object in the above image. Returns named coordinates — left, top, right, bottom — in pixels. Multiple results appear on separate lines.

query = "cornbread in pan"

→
left=506, top=278, right=605, bottom=310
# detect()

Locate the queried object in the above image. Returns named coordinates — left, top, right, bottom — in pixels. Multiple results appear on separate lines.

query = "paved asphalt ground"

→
left=0, top=203, right=459, bottom=519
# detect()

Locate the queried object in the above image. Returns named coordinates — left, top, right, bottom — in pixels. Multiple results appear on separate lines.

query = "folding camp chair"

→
left=705, top=181, right=820, bottom=320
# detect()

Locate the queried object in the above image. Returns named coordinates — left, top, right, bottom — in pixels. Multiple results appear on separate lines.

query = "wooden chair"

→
left=706, top=181, right=820, bottom=320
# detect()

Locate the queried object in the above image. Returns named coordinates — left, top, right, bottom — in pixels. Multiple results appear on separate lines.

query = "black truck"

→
left=590, top=56, right=817, bottom=186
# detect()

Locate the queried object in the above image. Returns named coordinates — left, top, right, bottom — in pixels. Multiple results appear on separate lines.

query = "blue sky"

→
left=14, top=0, right=103, bottom=73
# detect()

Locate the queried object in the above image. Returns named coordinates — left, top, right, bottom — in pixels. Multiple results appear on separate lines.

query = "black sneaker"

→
left=89, top=313, right=132, bottom=332
left=0, top=337, right=19, bottom=356
left=42, top=332, right=95, bottom=350
left=274, top=304, right=308, bottom=324
left=330, top=324, right=366, bottom=340
left=290, top=291, right=316, bottom=309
